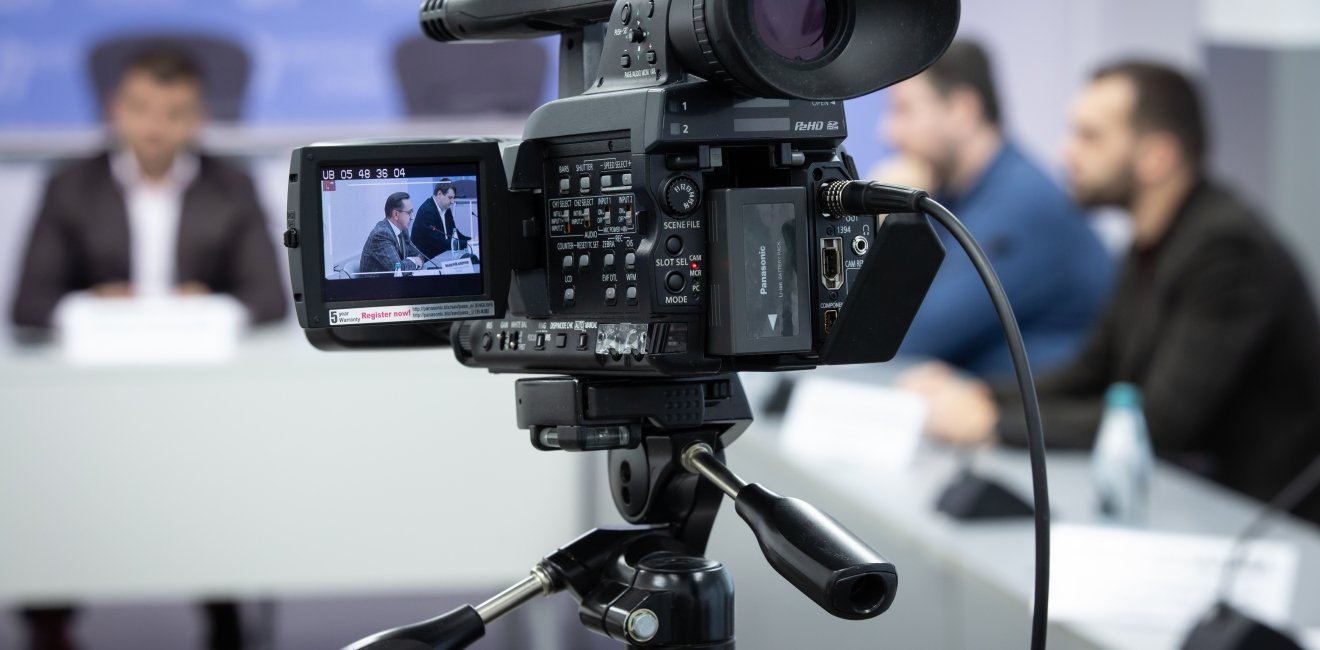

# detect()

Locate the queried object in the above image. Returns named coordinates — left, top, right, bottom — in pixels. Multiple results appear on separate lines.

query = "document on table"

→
left=55, top=294, right=245, bottom=366
left=1051, top=524, right=1299, bottom=631
left=779, top=376, right=927, bottom=469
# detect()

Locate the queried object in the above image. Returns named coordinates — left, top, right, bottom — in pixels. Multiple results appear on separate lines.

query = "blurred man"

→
left=10, top=48, right=286, bottom=331
left=882, top=41, right=1114, bottom=377
left=359, top=192, right=426, bottom=274
left=906, top=61, right=1320, bottom=522
left=411, top=179, right=470, bottom=259
left=9, top=46, right=280, bottom=650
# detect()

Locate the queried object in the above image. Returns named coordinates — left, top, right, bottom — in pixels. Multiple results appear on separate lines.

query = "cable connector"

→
left=819, top=180, right=930, bottom=216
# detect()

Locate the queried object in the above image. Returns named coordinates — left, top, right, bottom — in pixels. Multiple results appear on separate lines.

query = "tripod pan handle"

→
left=342, top=605, right=484, bottom=650
left=735, top=484, right=897, bottom=620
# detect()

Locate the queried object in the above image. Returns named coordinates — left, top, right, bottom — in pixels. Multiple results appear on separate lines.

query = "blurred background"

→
left=1, top=1, right=1318, bottom=649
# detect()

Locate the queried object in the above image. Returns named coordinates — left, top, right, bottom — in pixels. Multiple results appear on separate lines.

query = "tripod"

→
left=345, top=374, right=896, bottom=649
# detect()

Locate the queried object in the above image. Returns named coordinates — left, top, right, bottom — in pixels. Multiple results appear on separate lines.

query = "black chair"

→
left=88, top=33, right=251, bottom=122
left=393, top=36, right=548, bottom=117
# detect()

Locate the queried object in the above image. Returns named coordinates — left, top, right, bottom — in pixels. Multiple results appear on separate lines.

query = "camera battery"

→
left=707, top=188, right=811, bottom=355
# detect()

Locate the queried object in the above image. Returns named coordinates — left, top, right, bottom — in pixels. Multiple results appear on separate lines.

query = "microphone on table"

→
left=1180, top=453, right=1320, bottom=650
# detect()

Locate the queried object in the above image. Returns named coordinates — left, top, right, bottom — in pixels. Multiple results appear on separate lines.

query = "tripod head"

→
left=344, top=374, right=895, bottom=649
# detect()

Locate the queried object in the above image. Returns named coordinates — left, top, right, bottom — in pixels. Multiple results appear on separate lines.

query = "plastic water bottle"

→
left=1091, top=383, right=1154, bottom=525
left=394, top=261, right=402, bottom=278
left=451, top=232, right=460, bottom=253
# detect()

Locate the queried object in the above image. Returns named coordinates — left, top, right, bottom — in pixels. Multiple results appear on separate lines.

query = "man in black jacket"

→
left=11, top=49, right=286, bottom=331
left=411, top=179, right=469, bottom=260
left=905, top=61, right=1320, bottom=523
left=358, top=192, right=426, bottom=274
left=8, top=47, right=281, bottom=650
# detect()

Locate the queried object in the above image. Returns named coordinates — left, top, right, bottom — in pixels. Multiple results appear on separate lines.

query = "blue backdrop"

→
left=0, top=0, right=889, bottom=166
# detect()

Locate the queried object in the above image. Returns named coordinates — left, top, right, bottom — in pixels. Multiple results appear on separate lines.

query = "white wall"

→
left=955, top=0, right=1201, bottom=171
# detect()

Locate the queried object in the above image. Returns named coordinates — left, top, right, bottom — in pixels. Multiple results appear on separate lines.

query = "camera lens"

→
left=752, top=0, right=832, bottom=62
left=670, top=0, right=959, bottom=101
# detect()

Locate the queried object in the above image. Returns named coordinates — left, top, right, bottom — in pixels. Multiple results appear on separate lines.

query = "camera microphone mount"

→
left=343, top=374, right=896, bottom=649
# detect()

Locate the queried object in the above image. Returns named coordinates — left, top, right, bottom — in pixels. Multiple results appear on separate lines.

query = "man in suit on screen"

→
left=411, top=179, right=470, bottom=260
left=359, top=192, right=426, bottom=275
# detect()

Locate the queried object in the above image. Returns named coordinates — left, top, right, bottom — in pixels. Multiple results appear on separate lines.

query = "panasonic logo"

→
left=759, top=245, right=768, bottom=295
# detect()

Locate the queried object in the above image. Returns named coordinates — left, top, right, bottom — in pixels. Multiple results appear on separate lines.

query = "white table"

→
left=0, top=326, right=588, bottom=604
left=687, top=415, right=1320, bottom=650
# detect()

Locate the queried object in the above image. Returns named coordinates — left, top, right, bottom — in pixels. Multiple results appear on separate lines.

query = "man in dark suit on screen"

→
left=10, top=49, right=286, bottom=332
left=359, top=192, right=427, bottom=275
left=411, top=179, right=470, bottom=260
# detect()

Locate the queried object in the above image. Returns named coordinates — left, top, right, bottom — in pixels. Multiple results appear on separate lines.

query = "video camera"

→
left=283, top=0, right=959, bottom=377
left=285, top=2, right=974, bottom=647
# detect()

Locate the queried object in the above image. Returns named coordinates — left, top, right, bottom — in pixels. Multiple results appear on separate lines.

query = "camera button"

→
left=562, top=255, right=573, bottom=271
left=665, top=271, right=686, bottom=293
left=620, top=54, right=631, bottom=69
left=481, top=333, right=494, bottom=351
left=605, top=287, right=618, bottom=304
left=579, top=175, right=591, bottom=193
left=559, top=176, right=570, bottom=195
left=625, top=252, right=636, bottom=269
left=601, top=174, right=613, bottom=188
left=577, top=333, right=590, bottom=350
left=578, top=254, right=591, bottom=270
left=534, top=332, right=546, bottom=350
left=646, top=50, right=657, bottom=65
left=564, top=287, right=576, bottom=305
left=626, top=285, right=639, bottom=304
left=604, top=253, right=616, bottom=268
left=622, top=173, right=633, bottom=186
left=621, top=2, right=632, bottom=24
left=555, top=333, right=568, bottom=348
left=665, top=235, right=683, bottom=255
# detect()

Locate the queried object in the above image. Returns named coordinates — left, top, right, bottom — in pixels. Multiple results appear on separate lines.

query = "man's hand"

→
left=898, top=362, right=1000, bottom=447
left=407, top=256, right=425, bottom=269
left=176, top=281, right=211, bottom=296
left=90, top=282, right=134, bottom=298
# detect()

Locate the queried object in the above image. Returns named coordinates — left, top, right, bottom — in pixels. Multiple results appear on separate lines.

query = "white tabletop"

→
left=0, top=326, right=588, bottom=604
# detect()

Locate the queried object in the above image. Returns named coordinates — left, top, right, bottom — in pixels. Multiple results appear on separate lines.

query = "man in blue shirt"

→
left=881, top=41, right=1114, bottom=377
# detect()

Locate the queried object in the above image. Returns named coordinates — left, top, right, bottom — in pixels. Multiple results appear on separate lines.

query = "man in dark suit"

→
left=359, top=192, right=426, bottom=274
left=9, top=47, right=285, bottom=650
left=10, top=49, right=286, bottom=331
left=411, top=179, right=470, bottom=260
left=903, top=61, right=1320, bottom=523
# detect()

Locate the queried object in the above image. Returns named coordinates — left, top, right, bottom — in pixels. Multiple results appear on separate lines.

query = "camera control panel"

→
left=545, top=151, right=705, bottom=317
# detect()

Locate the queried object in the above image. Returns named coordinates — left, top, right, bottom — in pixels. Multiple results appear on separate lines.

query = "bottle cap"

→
left=1104, top=383, right=1143, bottom=409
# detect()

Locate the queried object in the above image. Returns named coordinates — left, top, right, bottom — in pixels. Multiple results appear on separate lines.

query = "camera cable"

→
left=822, top=180, right=1051, bottom=650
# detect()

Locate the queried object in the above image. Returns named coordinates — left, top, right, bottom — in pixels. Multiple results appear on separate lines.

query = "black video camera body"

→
left=285, top=0, right=959, bottom=377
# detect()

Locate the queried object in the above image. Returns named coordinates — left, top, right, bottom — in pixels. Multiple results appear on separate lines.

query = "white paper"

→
left=440, top=257, right=475, bottom=275
left=55, top=294, right=245, bottom=366
left=779, top=376, right=926, bottom=469
left=1051, top=524, right=1299, bottom=631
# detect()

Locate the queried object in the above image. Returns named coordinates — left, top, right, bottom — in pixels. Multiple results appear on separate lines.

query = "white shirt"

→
left=110, top=150, right=200, bottom=297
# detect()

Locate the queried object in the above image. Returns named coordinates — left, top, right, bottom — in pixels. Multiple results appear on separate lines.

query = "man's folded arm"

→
left=11, top=182, right=76, bottom=329
left=992, top=280, right=1119, bottom=446
left=225, top=176, right=288, bottom=324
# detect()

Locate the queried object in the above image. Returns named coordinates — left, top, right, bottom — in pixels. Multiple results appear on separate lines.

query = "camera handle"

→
left=341, top=375, right=895, bottom=649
